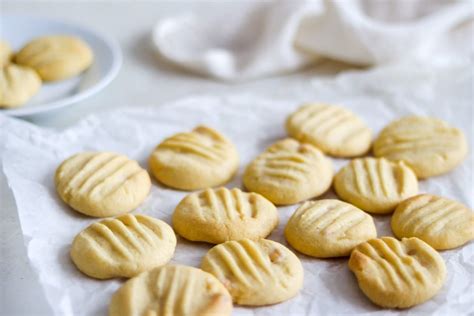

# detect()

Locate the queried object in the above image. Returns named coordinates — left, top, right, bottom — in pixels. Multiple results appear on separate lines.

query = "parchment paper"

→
left=1, top=61, right=473, bottom=315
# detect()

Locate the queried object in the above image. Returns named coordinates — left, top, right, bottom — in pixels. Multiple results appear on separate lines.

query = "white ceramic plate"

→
left=0, top=15, right=122, bottom=117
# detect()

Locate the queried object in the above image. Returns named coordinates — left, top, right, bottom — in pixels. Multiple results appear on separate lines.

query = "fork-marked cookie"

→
left=71, top=214, right=176, bottom=279
left=173, top=187, right=278, bottom=244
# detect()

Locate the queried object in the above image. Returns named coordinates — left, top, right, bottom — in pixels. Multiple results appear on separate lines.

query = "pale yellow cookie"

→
left=109, top=265, right=233, bottom=316
left=71, top=214, right=176, bottom=279
left=348, top=236, right=446, bottom=308
left=392, top=194, right=474, bottom=250
left=55, top=152, right=151, bottom=217
left=149, top=125, right=239, bottom=190
left=334, top=157, right=418, bottom=214
left=286, top=103, right=372, bottom=157
left=0, top=40, right=12, bottom=66
left=0, top=64, right=41, bottom=108
left=285, top=199, right=377, bottom=258
left=373, top=116, right=468, bottom=178
left=201, top=238, right=303, bottom=306
left=243, top=138, right=333, bottom=205
left=173, top=187, right=279, bottom=244
left=15, top=35, right=93, bottom=81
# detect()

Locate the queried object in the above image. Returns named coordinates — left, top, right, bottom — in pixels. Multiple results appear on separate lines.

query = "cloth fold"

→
left=152, top=0, right=473, bottom=81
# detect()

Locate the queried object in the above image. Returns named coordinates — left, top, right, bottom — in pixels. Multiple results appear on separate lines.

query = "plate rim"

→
left=0, top=14, right=123, bottom=117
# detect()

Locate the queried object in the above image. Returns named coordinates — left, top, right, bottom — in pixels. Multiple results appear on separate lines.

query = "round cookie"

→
left=0, top=40, right=13, bottom=66
left=15, top=35, right=93, bottom=81
left=109, top=265, right=233, bottom=316
left=71, top=214, right=176, bottom=279
left=173, top=187, right=279, bottom=244
left=55, top=152, right=151, bottom=217
left=149, top=125, right=239, bottom=190
left=285, top=199, right=377, bottom=258
left=201, top=238, right=303, bottom=306
left=243, top=138, right=333, bottom=205
left=392, top=194, right=474, bottom=250
left=334, top=157, right=418, bottom=214
left=0, top=64, right=41, bottom=108
left=286, top=103, right=372, bottom=157
left=373, top=116, right=468, bottom=178
left=348, top=236, right=446, bottom=308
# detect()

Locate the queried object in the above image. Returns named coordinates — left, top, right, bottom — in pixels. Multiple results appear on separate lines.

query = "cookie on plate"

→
left=109, top=265, right=233, bottom=316
left=149, top=125, right=239, bottom=190
left=173, top=187, right=278, bottom=244
left=285, top=199, right=376, bottom=258
left=373, top=116, right=468, bottom=178
left=71, top=214, right=176, bottom=279
left=243, top=138, right=333, bottom=205
left=334, top=157, right=418, bottom=214
left=0, top=40, right=12, bottom=66
left=15, top=35, right=93, bottom=81
left=0, top=64, right=41, bottom=108
left=286, top=103, right=372, bottom=157
left=348, top=236, right=446, bottom=308
left=392, top=194, right=474, bottom=250
left=201, top=238, right=303, bottom=306
left=55, top=152, right=151, bottom=217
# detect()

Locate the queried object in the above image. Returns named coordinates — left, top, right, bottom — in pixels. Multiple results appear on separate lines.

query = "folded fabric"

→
left=152, top=0, right=472, bottom=81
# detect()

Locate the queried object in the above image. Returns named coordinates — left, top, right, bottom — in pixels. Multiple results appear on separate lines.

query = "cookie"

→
left=149, top=125, right=239, bottom=190
left=285, top=199, right=377, bottom=258
left=109, top=265, right=233, bottom=316
left=286, top=103, right=372, bottom=157
left=71, top=214, right=176, bottom=279
left=0, top=64, right=41, bottom=108
left=348, top=236, right=446, bottom=308
left=201, top=238, right=303, bottom=306
left=392, top=194, right=474, bottom=250
left=373, top=116, right=468, bottom=178
left=334, top=157, right=418, bottom=214
left=0, top=40, right=12, bottom=66
left=173, top=187, right=279, bottom=244
left=243, top=138, right=333, bottom=205
left=55, top=152, right=151, bottom=217
left=15, top=35, right=93, bottom=81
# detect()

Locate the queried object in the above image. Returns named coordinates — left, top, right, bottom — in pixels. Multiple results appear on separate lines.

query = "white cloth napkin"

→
left=152, top=0, right=473, bottom=80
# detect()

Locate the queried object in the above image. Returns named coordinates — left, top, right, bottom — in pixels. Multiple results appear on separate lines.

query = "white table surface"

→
left=0, top=1, right=355, bottom=315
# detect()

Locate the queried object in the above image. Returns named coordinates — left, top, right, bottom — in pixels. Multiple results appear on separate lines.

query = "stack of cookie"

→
left=55, top=105, right=472, bottom=315
left=0, top=35, right=93, bottom=108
